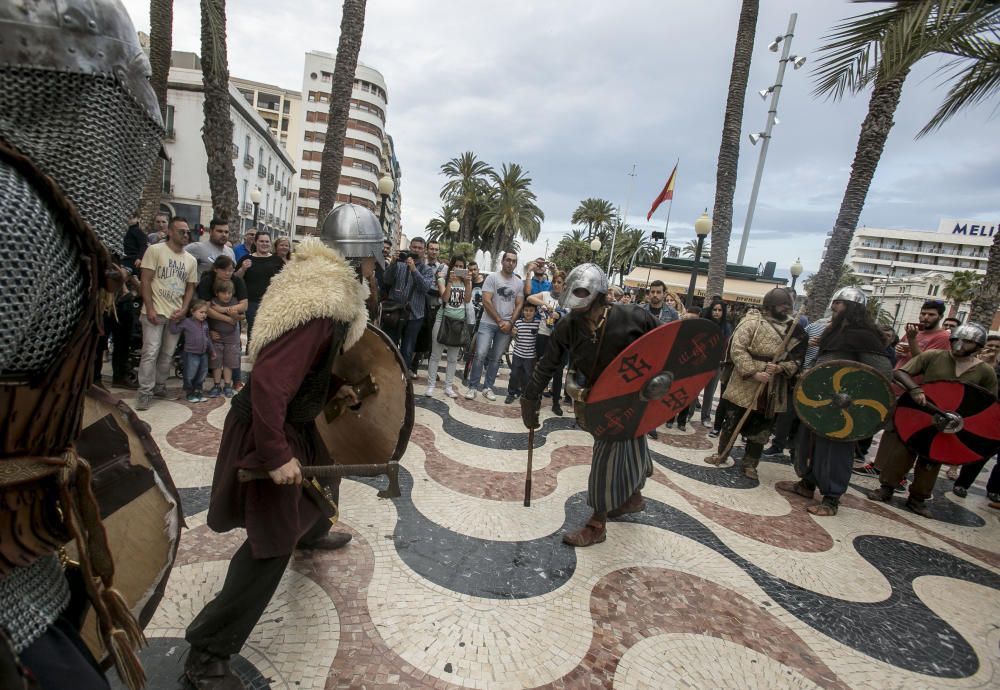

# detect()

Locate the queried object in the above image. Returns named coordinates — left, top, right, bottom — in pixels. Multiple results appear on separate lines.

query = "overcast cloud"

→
left=121, top=0, right=1000, bottom=279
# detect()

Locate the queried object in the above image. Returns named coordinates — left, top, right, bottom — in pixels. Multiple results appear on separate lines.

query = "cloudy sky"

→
left=121, top=0, right=999, bottom=280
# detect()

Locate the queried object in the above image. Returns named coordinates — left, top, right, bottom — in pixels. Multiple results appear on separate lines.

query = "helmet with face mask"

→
left=950, top=322, right=987, bottom=347
left=831, top=287, right=867, bottom=306
left=560, top=263, right=608, bottom=310
left=319, top=203, right=386, bottom=269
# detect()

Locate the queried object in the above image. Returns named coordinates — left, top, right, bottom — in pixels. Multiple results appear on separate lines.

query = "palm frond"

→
left=919, top=29, right=1000, bottom=135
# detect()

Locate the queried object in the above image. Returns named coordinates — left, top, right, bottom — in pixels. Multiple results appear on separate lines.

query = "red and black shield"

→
left=583, top=318, right=724, bottom=440
left=894, top=381, right=1000, bottom=464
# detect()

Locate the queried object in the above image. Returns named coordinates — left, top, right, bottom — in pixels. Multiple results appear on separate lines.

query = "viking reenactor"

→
left=183, top=222, right=378, bottom=687
left=520, top=264, right=662, bottom=547
left=784, top=289, right=893, bottom=516
left=868, top=323, right=998, bottom=518
left=705, top=288, right=807, bottom=479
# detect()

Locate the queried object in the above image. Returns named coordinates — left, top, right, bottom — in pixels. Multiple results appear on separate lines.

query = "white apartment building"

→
left=294, top=51, right=402, bottom=242
left=163, top=52, right=296, bottom=236
left=846, top=218, right=994, bottom=285
left=230, top=77, right=303, bottom=165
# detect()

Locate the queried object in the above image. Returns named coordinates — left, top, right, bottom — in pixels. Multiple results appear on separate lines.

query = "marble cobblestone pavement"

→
left=107, top=368, right=1000, bottom=690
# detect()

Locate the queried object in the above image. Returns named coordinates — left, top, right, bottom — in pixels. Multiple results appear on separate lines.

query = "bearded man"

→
left=520, top=264, right=661, bottom=547
left=705, top=288, right=806, bottom=479
left=868, top=323, right=997, bottom=517
left=183, top=216, right=380, bottom=687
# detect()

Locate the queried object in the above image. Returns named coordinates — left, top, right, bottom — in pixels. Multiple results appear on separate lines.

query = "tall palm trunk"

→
left=805, top=72, right=908, bottom=320
left=705, top=0, right=759, bottom=299
left=137, top=0, right=173, bottom=231
left=318, top=0, right=368, bottom=224
left=970, top=241, right=1000, bottom=324
left=200, top=0, right=239, bottom=239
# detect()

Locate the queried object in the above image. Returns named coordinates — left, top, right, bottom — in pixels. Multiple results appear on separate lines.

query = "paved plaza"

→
left=113, top=370, right=1000, bottom=689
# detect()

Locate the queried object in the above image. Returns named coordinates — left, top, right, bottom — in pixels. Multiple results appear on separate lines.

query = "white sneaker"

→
left=444, top=386, right=458, bottom=398
left=483, top=388, right=497, bottom=402
left=424, top=386, right=435, bottom=397
left=465, top=388, right=477, bottom=400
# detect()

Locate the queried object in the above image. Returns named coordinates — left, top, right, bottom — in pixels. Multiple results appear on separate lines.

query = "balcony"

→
left=268, top=174, right=274, bottom=185
left=257, top=164, right=266, bottom=178
left=243, top=202, right=253, bottom=215
left=164, top=128, right=175, bottom=141
left=232, top=144, right=239, bottom=160
left=274, top=178, right=281, bottom=191
left=243, top=154, right=254, bottom=169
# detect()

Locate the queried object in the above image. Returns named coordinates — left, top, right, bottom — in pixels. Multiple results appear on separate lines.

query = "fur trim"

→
left=248, top=239, right=368, bottom=361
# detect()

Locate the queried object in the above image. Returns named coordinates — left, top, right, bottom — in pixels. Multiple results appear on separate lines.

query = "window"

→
left=161, top=157, right=171, bottom=194
left=242, top=179, right=249, bottom=205
left=321, top=71, right=332, bottom=82
left=258, top=146, right=263, bottom=161
left=245, top=135, right=251, bottom=153
left=164, top=104, right=175, bottom=138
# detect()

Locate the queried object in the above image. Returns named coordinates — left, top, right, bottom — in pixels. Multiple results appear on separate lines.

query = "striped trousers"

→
left=589, top=436, right=653, bottom=514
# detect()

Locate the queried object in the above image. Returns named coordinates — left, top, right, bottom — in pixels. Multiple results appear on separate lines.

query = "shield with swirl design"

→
left=794, top=360, right=894, bottom=442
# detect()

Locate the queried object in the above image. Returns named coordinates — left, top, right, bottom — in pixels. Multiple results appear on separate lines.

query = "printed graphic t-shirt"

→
left=141, top=243, right=198, bottom=316
left=481, top=272, right=523, bottom=326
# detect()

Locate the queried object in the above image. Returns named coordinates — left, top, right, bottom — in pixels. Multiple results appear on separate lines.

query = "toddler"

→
left=169, top=300, right=211, bottom=402
left=207, top=279, right=243, bottom=398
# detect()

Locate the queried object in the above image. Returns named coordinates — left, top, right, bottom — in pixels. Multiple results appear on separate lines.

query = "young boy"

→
left=207, top=279, right=243, bottom=398
left=506, top=303, right=539, bottom=404
left=169, top=299, right=211, bottom=402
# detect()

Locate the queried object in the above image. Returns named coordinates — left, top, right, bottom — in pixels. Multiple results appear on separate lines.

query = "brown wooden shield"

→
left=794, top=360, right=895, bottom=442
left=71, top=386, right=183, bottom=660
left=315, top=323, right=414, bottom=468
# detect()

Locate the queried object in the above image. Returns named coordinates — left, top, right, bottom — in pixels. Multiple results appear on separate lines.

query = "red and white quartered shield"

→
left=894, top=380, right=1000, bottom=464
left=583, top=318, right=724, bottom=441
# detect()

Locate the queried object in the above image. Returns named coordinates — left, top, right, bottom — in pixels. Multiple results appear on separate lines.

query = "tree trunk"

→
left=137, top=0, right=173, bottom=232
left=200, top=0, right=239, bottom=240
left=705, top=0, right=758, bottom=300
left=971, top=235, right=1000, bottom=325
left=318, top=0, right=368, bottom=224
left=804, top=72, right=908, bottom=321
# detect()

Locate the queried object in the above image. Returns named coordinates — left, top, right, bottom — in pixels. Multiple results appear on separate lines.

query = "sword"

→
left=237, top=461, right=401, bottom=499
left=524, top=427, right=535, bottom=507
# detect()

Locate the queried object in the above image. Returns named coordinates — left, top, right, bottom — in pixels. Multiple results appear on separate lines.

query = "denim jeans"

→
left=245, top=300, right=261, bottom=350
left=468, top=321, right=512, bottom=391
left=182, top=351, right=209, bottom=393
left=138, top=313, right=181, bottom=395
left=700, top=371, right=720, bottom=424
left=399, top=318, right=423, bottom=373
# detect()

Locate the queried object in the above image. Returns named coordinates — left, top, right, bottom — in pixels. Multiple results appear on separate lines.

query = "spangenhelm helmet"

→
left=320, top=203, right=385, bottom=269
left=560, top=263, right=608, bottom=310
left=831, top=287, right=867, bottom=306
left=949, top=322, right=987, bottom=347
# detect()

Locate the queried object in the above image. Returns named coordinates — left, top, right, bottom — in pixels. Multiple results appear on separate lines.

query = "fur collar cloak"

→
left=247, top=238, right=368, bottom=361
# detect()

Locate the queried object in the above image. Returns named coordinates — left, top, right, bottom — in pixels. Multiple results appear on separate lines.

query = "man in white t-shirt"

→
left=465, top=250, right=524, bottom=401
left=137, top=216, right=198, bottom=410
left=185, top=218, right=236, bottom=277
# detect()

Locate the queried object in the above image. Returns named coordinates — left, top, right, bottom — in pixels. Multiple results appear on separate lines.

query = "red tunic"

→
left=207, top=319, right=336, bottom=559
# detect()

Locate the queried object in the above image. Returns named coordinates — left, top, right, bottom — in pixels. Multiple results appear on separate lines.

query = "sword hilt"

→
left=237, top=461, right=401, bottom=498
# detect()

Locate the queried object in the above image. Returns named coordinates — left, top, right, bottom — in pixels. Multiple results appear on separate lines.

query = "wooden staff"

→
left=711, top=306, right=805, bottom=464
left=524, top=427, right=535, bottom=507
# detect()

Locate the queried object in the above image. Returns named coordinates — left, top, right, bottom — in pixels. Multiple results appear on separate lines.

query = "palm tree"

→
left=440, top=152, right=494, bottom=245
left=805, top=0, right=1000, bottom=320
left=318, top=0, right=368, bottom=224
left=563, top=228, right=586, bottom=242
left=137, top=0, right=173, bottom=231
left=682, top=239, right=711, bottom=259
left=200, top=0, right=239, bottom=235
left=611, top=227, right=658, bottom=283
left=423, top=203, right=459, bottom=243
left=478, top=163, right=544, bottom=270
left=706, top=0, right=760, bottom=300
left=571, top=198, right=616, bottom=242
left=867, top=295, right=895, bottom=326
left=943, top=270, right=982, bottom=316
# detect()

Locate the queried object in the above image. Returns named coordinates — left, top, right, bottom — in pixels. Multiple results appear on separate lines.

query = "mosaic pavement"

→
left=105, top=367, right=1000, bottom=690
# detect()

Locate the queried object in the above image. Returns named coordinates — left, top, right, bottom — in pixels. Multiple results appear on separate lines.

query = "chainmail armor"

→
left=0, top=160, right=85, bottom=378
left=0, top=554, right=70, bottom=653
left=0, top=67, right=163, bottom=256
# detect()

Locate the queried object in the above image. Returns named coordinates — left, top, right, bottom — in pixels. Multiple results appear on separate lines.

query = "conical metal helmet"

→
left=831, top=287, right=867, bottom=306
left=320, top=203, right=385, bottom=268
left=560, top=263, right=608, bottom=310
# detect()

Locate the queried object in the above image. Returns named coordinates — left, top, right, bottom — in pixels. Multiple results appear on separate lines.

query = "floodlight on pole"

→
left=791, top=55, right=807, bottom=69
left=737, top=12, right=800, bottom=266
left=759, top=87, right=773, bottom=99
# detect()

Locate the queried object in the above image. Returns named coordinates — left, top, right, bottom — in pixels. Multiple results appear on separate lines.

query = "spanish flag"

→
left=646, top=164, right=677, bottom=221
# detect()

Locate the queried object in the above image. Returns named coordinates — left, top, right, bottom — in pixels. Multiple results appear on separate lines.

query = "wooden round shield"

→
left=71, top=386, right=183, bottom=660
left=895, top=380, right=1000, bottom=464
left=583, top=318, right=724, bottom=440
left=794, top=360, right=894, bottom=441
left=315, top=323, right=414, bottom=465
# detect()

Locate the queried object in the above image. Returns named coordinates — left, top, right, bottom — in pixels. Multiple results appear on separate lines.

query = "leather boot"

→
left=184, top=649, right=245, bottom=689
left=867, top=484, right=894, bottom=503
left=905, top=497, right=933, bottom=518
left=296, top=531, right=352, bottom=551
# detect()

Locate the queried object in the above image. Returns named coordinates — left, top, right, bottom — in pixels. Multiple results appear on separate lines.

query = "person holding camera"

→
left=524, top=257, right=554, bottom=297
left=383, top=236, right=435, bottom=377
left=425, top=256, right=472, bottom=398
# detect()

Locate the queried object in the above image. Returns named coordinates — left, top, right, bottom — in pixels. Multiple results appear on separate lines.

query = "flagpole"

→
left=661, top=197, right=673, bottom=259
left=608, top=164, right=636, bottom=279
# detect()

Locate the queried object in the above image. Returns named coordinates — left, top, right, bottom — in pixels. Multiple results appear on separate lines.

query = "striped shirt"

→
left=512, top=318, right=539, bottom=358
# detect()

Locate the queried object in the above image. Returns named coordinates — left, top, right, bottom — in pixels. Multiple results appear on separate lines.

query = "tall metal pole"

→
left=660, top=198, right=673, bottom=258
left=379, top=193, right=389, bottom=236
left=736, top=12, right=797, bottom=266
left=608, top=164, right=636, bottom=277
left=252, top=202, right=259, bottom=228
left=687, top=234, right=706, bottom=308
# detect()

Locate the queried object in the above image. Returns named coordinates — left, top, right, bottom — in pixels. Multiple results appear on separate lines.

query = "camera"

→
left=397, top=250, right=416, bottom=263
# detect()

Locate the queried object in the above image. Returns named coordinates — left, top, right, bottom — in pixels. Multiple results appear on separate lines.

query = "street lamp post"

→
left=790, top=257, right=804, bottom=290
left=378, top=174, right=395, bottom=237
left=250, top=187, right=263, bottom=230
left=448, top=218, right=460, bottom=256
left=590, top=238, right=602, bottom=262
left=686, top=211, right=712, bottom=308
